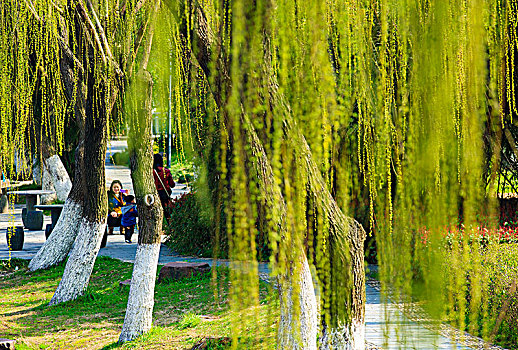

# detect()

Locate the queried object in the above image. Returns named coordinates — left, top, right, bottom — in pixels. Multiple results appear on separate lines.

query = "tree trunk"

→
left=119, top=68, right=163, bottom=342
left=41, top=166, right=57, bottom=204
left=49, top=37, right=109, bottom=304
left=28, top=3, right=88, bottom=272
left=119, top=7, right=162, bottom=339
left=242, top=114, right=319, bottom=349
left=278, top=257, right=319, bottom=350
left=28, top=142, right=85, bottom=271
left=49, top=109, right=107, bottom=305
left=42, top=154, right=72, bottom=202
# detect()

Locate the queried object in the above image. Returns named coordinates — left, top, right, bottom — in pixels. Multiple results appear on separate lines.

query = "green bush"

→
left=164, top=192, right=225, bottom=258
left=482, top=243, right=518, bottom=349
left=164, top=186, right=270, bottom=261
left=112, top=150, right=130, bottom=166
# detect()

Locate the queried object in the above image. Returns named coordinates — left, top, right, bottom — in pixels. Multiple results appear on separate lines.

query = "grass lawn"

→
left=0, top=257, right=276, bottom=349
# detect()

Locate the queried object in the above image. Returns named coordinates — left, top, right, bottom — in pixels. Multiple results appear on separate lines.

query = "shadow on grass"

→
left=0, top=256, right=239, bottom=348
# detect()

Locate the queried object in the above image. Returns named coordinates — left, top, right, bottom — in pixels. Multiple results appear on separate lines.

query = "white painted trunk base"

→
left=351, top=319, right=365, bottom=350
left=49, top=218, right=106, bottom=305
left=318, top=319, right=365, bottom=350
left=119, top=243, right=161, bottom=343
left=28, top=199, right=83, bottom=271
left=278, top=256, right=318, bottom=350
left=43, top=155, right=72, bottom=202
left=32, top=159, right=42, bottom=186
left=41, top=166, right=57, bottom=204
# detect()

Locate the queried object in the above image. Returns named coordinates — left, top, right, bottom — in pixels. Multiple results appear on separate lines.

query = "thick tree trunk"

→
left=49, top=113, right=107, bottom=305
left=119, top=68, right=163, bottom=343
left=278, top=257, right=319, bottom=350
left=42, top=154, right=72, bottom=201
left=28, top=143, right=85, bottom=271
left=49, top=37, right=108, bottom=303
left=33, top=158, right=42, bottom=186
left=41, top=166, right=57, bottom=204
left=243, top=114, right=319, bottom=349
left=28, top=6, right=88, bottom=272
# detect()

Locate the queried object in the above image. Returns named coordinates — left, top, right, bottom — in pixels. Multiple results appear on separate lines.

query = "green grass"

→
left=0, top=256, right=276, bottom=349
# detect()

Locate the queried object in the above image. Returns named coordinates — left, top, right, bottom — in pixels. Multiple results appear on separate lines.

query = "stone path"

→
left=0, top=140, right=507, bottom=350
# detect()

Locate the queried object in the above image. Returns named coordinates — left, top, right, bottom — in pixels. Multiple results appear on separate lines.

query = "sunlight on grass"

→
left=0, top=257, right=276, bottom=349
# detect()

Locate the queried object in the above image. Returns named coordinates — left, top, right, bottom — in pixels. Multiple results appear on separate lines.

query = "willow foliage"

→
left=2, top=0, right=517, bottom=346
left=151, top=0, right=518, bottom=347
left=0, top=0, right=154, bottom=178
left=0, top=0, right=66, bottom=176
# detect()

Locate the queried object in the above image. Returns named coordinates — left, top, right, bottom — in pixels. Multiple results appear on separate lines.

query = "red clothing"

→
left=153, top=167, right=175, bottom=194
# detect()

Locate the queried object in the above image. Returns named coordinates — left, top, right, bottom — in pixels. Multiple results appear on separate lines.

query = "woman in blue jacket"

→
left=107, top=180, right=126, bottom=235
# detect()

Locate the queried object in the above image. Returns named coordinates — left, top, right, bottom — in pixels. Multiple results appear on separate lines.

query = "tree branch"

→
left=58, top=35, right=84, bottom=75
left=86, top=0, right=124, bottom=77
left=75, top=0, right=107, bottom=64
left=22, top=0, right=40, bottom=21
left=140, top=0, right=161, bottom=71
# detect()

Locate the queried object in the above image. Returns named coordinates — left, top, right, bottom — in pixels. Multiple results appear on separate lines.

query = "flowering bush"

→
left=418, top=224, right=518, bottom=247
left=417, top=224, right=518, bottom=348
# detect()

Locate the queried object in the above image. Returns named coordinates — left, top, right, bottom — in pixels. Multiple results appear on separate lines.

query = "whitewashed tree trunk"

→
left=28, top=198, right=83, bottom=271
left=42, top=155, right=72, bottom=202
left=33, top=158, right=42, bottom=186
left=41, top=166, right=57, bottom=204
left=278, top=255, right=319, bottom=350
left=29, top=141, right=85, bottom=272
left=49, top=218, right=106, bottom=305
left=119, top=19, right=164, bottom=340
left=119, top=243, right=161, bottom=342
left=351, top=318, right=365, bottom=350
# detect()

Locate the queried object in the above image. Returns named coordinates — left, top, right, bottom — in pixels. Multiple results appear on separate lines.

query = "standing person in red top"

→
left=153, top=153, right=175, bottom=217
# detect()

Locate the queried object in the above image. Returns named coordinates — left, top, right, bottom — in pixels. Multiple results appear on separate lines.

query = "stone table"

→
left=7, top=190, right=55, bottom=230
left=7, top=190, right=55, bottom=212
left=34, top=204, right=64, bottom=228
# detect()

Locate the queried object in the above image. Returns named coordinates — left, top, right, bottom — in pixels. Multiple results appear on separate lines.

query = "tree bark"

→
left=120, top=2, right=163, bottom=339
left=278, top=257, right=319, bottom=350
left=243, top=114, right=319, bottom=349
left=119, top=70, right=163, bottom=343
left=41, top=166, right=57, bottom=204
left=28, top=0, right=88, bottom=272
left=28, top=142, right=85, bottom=271
left=41, top=154, right=72, bottom=202
left=49, top=101, right=108, bottom=305
left=49, top=26, right=109, bottom=303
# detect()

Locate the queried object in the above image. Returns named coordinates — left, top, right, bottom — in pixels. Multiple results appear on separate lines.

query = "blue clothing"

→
left=121, top=204, right=138, bottom=227
left=108, top=192, right=126, bottom=215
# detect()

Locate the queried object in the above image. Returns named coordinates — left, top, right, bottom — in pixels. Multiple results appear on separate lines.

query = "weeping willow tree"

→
left=148, top=0, right=518, bottom=348
left=2, top=0, right=518, bottom=348
left=1, top=0, right=162, bottom=307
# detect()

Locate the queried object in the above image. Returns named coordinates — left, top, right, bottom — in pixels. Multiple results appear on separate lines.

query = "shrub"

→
left=164, top=192, right=226, bottom=258
left=482, top=243, right=518, bottom=349
left=112, top=150, right=130, bottom=166
left=164, top=189, right=270, bottom=261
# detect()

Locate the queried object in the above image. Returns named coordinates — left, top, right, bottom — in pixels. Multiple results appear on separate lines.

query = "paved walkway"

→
left=0, top=140, right=505, bottom=349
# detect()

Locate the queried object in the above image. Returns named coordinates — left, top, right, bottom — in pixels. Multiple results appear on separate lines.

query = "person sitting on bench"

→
left=107, top=180, right=126, bottom=235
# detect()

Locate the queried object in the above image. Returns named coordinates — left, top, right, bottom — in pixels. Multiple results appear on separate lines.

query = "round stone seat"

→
left=25, top=210, right=44, bottom=231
